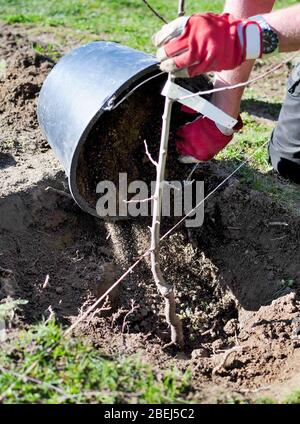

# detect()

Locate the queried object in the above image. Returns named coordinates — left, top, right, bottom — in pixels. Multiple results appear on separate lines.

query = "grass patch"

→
left=32, top=41, right=61, bottom=61
left=217, top=112, right=300, bottom=211
left=0, top=0, right=222, bottom=52
left=0, top=316, right=192, bottom=404
left=256, top=396, right=277, bottom=404
left=256, top=390, right=300, bottom=404
left=0, top=0, right=298, bottom=52
left=284, top=390, right=300, bottom=404
left=218, top=112, right=273, bottom=171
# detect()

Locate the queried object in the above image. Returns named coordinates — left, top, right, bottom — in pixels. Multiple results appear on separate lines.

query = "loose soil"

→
left=1, top=24, right=300, bottom=403
left=76, top=73, right=211, bottom=209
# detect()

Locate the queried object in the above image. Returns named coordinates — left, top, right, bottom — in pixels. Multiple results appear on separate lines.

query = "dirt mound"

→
left=1, top=24, right=300, bottom=400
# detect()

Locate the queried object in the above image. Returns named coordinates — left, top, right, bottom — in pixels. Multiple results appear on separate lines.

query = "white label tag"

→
left=162, top=81, right=237, bottom=129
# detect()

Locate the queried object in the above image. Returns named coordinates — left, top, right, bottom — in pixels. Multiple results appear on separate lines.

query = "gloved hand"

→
left=153, top=13, right=262, bottom=78
left=176, top=113, right=244, bottom=163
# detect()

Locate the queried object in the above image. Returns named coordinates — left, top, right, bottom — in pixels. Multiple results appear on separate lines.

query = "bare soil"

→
left=1, top=24, right=300, bottom=403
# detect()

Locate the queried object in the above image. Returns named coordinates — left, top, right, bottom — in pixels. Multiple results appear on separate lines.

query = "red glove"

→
left=153, top=13, right=262, bottom=78
left=176, top=114, right=244, bottom=162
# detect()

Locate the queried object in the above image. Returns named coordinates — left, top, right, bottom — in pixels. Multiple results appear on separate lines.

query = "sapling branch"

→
left=141, top=0, right=168, bottom=24
left=148, top=1, right=185, bottom=349
left=122, top=300, right=140, bottom=334
left=144, top=140, right=158, bottom=167
left=178, top=0, right=185, bottom=17
left=150, top=74, right=184, bottom=349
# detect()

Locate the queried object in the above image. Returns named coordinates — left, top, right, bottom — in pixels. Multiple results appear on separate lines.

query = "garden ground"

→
left=0, top=0, right=300, bottom=404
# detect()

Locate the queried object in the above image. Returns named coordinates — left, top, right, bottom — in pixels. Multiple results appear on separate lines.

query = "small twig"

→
left=234, top=330, right=240, bottom=346
left=88, top=296, right=111, bottom=323
left=212, top=346, right=244, bottom=377
left=201, top=321, right=217, bottom=337
left=178, top=52, right=299, bottom=102
left=42, top=274, right=50, bottom=289
left=0, top=366, right=67, bottom=397
left=45, top=305, right=55, bottom=323
left=270, top=235, right=288, bottom=241
left=123, top=196, right=155, bottom=204
left=141, top=0, right=168, bottom=24
left=45, top=186, right=72, bottom=199
left=185, top=163, right=200, bottom=182
left=268, top=221, right=289, bottom=227
left=0, top=360, right=39, bottom=402
left=57, top=389, right=144, bottom=403
left=144, top=140, right=158, bottom=167
left=78, top=299, right=90, bottom=316
left=178, top=0, right=185, bottom=17
left=111, top=307, right=127, bottom=329
left=121, top=300, right=140, bottom=333
left=164, top=181, right=181, bottom=191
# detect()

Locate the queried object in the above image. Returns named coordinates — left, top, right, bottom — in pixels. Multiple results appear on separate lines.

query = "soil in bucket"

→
left=76, top=74, right=212, bottom=212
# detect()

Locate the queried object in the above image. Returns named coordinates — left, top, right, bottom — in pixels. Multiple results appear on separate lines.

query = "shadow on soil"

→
left=241, top=98, right=282, bottom=121
left=0, top=170, right=120, bottom=323
left=0, top=152, right=16, bottom=170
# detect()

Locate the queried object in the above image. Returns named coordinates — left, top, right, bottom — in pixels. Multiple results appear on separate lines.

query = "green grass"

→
left=256, top=391, right=300, bottom=404
left=32, top=41, right=61, bottom=61
left=0, top=0, right=223, bottom=52
left=217, top=111, right=300, bottom=210
left=0, top=316, right=191, bottom=404
left=0, top=0, right=298, bottom=52
left=256, top=396, right=277, bottom=404
left=284, top=390, right=300, bottom=404
left=219, top=113, right=272, bottom=171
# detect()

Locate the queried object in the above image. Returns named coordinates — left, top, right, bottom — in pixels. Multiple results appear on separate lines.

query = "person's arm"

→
left=213, top=0, right=276, bottom=119
left=265, top=5, right=300, bottom=52
left=223, top=0, right=275, bottom=17
left=214, top=2, right=300, bottom=118
left=153, top=2, right=300, bottom=163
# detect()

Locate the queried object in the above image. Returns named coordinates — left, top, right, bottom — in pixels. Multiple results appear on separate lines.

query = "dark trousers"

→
left=269, top=62, right=300, bottom=184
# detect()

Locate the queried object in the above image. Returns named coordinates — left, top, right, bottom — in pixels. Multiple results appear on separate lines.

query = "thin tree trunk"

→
left=150, top=74, right=184, bottom=348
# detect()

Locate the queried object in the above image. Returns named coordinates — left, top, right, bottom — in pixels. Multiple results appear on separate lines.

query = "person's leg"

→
left=269, top=63, right=300, bottom=184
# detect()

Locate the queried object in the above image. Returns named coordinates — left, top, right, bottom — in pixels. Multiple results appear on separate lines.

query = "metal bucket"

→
left=37, top=41, right=161, bottom=217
